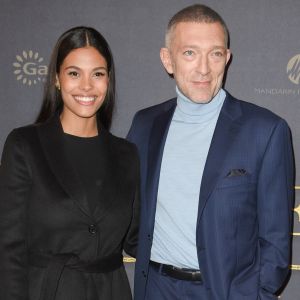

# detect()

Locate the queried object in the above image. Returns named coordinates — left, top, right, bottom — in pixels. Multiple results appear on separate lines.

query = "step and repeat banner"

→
left=0, top=0, right=299, bottom=298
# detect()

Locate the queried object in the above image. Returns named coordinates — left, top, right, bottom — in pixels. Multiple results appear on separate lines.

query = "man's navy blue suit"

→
left=127, top=92, right=294, bottom=300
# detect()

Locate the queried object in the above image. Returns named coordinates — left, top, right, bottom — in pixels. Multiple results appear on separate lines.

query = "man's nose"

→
left=196, top=55, right=210, bottom=76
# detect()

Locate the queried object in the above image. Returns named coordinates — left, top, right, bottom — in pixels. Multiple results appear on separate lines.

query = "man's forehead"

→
left=173, top=20, right=223, bottom=29
left=170, top=21, right=227, bottom=46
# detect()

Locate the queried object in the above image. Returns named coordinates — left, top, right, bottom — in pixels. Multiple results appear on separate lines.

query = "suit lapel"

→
left=91, top=129, right=120, bottom=222
left=146, top=100, right=176, bottom=230
left=37, top=115, right=91, bottom=218
left=197, top=94, right=243, bottom=221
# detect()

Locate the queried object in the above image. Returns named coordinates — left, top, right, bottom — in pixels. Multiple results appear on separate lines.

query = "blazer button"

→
left=88, top=224, right=97, bottom=234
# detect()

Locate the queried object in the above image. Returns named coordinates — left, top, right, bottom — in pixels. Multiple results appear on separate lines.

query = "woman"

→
left=0, top=26, right=139, bottom=300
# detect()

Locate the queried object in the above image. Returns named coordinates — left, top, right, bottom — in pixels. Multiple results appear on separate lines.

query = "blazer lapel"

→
left=146, top=100, right=176, bottom=230
left=37, top=115, right=91, bottom=218
left=91, top=129, right=120, bottom=222
left=197, top=94, right=243, bottom=221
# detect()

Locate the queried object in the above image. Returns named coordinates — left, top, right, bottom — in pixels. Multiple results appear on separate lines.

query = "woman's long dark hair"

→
left=36, top=26, right=115, bottom=130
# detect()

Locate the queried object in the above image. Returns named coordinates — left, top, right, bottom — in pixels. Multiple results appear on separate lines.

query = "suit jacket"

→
left=0, top=115, right=140, bottom=300
left=127, top=92, right=294, bottom=300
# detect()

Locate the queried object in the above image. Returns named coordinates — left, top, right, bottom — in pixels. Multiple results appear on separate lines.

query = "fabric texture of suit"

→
left=127, top=92, right=294, bottom=300
left=0, top=115, right=140, bottom=300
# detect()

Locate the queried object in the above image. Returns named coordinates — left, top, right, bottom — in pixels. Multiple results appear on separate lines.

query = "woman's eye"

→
left=94, top=72, right=106, bottom=77
left=68, top=71, right=79, bottom=77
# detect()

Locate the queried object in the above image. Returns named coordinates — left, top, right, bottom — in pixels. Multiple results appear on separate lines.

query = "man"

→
left=127, top=4, right=294, bottom=300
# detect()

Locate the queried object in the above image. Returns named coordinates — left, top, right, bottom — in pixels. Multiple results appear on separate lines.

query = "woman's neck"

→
left=59, top=113, right=98, bottom=137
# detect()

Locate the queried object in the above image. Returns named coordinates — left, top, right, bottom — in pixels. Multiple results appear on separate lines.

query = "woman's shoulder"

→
left=105, top=130, right=138, bottom=156
left=1, top=124, right=40, bottom=172
left=6, top=123, right=39, bottom=144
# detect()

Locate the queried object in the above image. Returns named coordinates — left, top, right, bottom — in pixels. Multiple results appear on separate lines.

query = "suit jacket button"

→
left=89, top=224, right=97, bottom=234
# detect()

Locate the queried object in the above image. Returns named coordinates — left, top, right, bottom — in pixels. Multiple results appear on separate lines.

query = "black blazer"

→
left=0, top=115, right=140, bottom=300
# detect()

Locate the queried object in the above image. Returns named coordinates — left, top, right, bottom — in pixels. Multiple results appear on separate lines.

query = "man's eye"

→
left=212, top=51, right=223, bottom=57
left=183, top=50, right=194, bottom=56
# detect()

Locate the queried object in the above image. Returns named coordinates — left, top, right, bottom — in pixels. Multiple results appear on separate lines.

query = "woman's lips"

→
left=74, top=95, right=96, bottom=105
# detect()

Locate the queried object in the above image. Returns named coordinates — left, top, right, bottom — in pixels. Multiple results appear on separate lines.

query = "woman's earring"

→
left=55, top=75, right=61, bottom=90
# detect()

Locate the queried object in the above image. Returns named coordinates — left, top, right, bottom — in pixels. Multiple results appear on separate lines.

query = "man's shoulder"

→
left=127, top=98, right=176, bottom=140
left=134, top=98, right=176, bottom=120
left=226, top=93, right=284, bottom=124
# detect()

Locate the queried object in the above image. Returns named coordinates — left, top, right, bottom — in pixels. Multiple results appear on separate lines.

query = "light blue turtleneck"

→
left=150, top=87, right=226, bottom=269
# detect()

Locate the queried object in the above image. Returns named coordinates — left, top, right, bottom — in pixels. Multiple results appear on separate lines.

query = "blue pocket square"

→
left=226, top=169, right=248, bottom=177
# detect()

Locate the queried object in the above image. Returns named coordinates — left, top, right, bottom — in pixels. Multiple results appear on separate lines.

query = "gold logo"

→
left=294, top=204, right=300, bottom=223
left=287, top=54, right=300, bottom=85
left=13, top=50, right=48, bottom=86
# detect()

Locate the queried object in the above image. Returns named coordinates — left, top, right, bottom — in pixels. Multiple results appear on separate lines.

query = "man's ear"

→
left=160, top=47, right=174, bottom=75
left=225, top=49, right=231, bottom=65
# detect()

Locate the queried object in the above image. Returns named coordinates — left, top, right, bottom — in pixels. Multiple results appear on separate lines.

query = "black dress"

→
left=63, top=132, right=106, bottom=215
